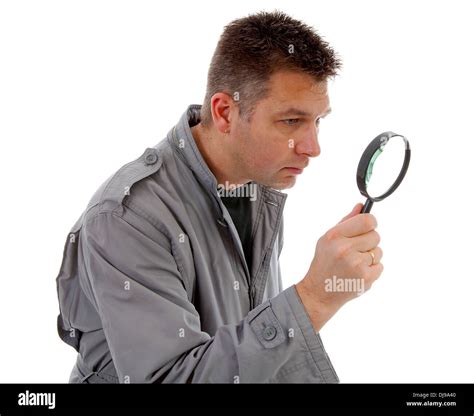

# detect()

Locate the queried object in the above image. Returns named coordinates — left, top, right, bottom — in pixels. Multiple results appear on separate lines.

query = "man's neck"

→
left=190, top=123, right=251, bottom=189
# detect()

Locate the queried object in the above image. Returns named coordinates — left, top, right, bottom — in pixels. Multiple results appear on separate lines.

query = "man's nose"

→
left=295, top=125, right=321, bottom=158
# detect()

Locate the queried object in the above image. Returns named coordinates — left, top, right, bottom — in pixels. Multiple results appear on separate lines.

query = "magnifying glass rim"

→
left=356, top=131, right=411, bottom=202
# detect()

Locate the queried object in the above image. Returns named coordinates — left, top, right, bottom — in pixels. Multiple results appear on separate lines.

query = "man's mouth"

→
left=284, top=167, right=303, bottom=174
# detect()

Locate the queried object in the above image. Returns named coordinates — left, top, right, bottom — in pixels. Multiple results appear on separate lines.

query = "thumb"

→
left=338, top=203, right=363, bottom=224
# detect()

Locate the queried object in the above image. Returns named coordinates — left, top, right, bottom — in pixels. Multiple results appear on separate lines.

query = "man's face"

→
left=230, top=70, right=331, bottom=190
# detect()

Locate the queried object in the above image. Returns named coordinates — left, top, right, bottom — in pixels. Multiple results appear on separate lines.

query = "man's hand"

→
left=295, top=203, right=384, bottom=332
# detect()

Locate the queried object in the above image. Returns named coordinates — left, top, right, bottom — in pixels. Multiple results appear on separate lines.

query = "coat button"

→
left=144, top=150, right=158, bottom=165
left=262, top=325, right=277, bottom=341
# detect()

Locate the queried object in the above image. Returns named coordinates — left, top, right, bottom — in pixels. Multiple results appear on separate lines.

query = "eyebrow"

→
left=275, top=107, right=332, bottom=118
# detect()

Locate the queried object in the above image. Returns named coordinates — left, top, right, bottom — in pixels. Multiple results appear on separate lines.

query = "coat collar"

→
left=167, top=104, right=288, bottom=209
left=167, top=105, right=287, bottom=301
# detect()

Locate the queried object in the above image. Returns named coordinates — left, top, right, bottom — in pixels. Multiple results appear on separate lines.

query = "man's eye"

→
left=283, top=119, right=300, bottom=126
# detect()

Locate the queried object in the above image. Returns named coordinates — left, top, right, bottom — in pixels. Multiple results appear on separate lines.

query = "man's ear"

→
left=210, top=92, right=234, bottom=134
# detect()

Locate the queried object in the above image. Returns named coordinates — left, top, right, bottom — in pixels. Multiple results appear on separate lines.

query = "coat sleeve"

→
left=80, top=209, right=339, bottom=383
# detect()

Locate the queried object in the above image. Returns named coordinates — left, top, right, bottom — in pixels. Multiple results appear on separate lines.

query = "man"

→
left=56, top=10, right=383, bottom=383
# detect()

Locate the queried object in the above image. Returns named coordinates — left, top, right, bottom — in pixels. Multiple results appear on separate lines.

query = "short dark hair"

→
left=200, top=10, right=342, bottom=127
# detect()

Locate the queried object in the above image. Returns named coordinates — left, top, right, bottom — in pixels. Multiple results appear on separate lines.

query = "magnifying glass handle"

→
left=361, top=199, right=374, bottom=214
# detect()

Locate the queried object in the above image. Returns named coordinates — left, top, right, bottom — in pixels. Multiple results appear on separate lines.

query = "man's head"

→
left=196, top=11, right=342, bottom=190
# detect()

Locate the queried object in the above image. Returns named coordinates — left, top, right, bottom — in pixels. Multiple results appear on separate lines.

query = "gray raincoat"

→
left=55, top=104, right=339, bottom=383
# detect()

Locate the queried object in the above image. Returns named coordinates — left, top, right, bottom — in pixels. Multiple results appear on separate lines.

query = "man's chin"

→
left=268, top=176, right=297, bottom=191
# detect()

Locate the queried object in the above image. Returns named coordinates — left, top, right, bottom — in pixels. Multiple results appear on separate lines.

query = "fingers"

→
left=351, top=230, right=381, bottom=252
left=338, top=203, right=363, bottom=224
left=365, top=262, right=384, bottom=289
left=365, top=246, right=383, bottom=266
left=337, top=213, right=378, bottom=238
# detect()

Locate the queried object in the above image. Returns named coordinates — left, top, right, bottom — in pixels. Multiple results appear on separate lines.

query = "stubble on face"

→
left=230, top=71, right=330, bottom=190
left=192, top=70, right=331, bottom=191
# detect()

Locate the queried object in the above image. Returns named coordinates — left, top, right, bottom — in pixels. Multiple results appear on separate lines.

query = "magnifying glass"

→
left=356, top=131, right=411, bottom=213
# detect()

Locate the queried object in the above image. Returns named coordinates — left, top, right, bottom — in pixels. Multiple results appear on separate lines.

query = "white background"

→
left=1, top=0, right=473, bottom=383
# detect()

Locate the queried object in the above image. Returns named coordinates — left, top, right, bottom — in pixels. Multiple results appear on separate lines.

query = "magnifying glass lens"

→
left=356, top=131, right=411, bottom=213
left=365, top=135, right=407, bottom=199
